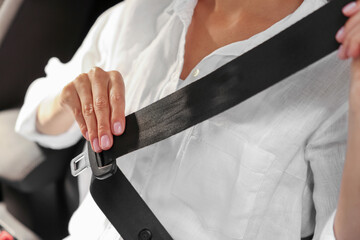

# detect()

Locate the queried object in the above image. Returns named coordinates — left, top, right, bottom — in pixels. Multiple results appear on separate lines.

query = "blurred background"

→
left=0, top=0, right=121, bottom=239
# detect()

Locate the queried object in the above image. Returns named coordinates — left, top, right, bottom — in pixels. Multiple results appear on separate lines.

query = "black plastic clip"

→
left=70, top=142, right=117, bottom=180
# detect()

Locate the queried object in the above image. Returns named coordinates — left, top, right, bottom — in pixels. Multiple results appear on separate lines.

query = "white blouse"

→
left=16, top=0, right=350, bottom=239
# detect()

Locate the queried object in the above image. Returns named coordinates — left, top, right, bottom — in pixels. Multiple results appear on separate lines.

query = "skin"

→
left=334, top=2, right=360, bottom=240
left=181, top=0, right=304, bottom=79
left=37, top=0, right=304, bottom=152
left=36, top=69, right=125, bottom=152
left=36, top=0, right=360, bottom=238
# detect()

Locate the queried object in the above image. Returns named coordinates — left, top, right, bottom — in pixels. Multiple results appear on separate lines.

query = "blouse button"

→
left=138, top=229, right=152, bottom=240
left=192, top=68, right=200, bottom=77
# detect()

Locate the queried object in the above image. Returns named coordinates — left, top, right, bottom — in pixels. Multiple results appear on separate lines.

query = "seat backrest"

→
left=0, top=0, right=121, bottom=111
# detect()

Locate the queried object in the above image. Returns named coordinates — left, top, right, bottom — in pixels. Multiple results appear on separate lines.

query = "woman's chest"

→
left=117, top=52, right=349, bottom=240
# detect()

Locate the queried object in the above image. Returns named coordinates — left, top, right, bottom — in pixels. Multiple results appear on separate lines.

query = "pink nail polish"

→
left=101, top=135, right=110, bottom=149
left=93, top=138, right=101, bottom=152
left=114, top=122, right=122, bottom=135
left=335, top=27, right=344, bottom=41
left=85, top=131, right=89, bottom=140
left=343, top=2, right=357, bottom=13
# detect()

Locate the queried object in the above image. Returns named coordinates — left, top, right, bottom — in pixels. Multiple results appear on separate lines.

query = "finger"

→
left=89, top=67, right=113, bottom=151
left=347, top=35, right=360, bottom=58
left=340, top=16, right=360, bottom=59
left=336, top=26, right=345, bottom=43
left=338, top=45, right=348, bottom=60
left=108, top=71, right=126, bottom=136
left=60, top=82, right=88, bottom=140
left=343, top=1, right=359, bottom=17
left=74, top=73, right=101, bottom=152
left=342, top=24, right=360, bottom=58
left=342, top=8, right=360, bottom=40
left=337, top=2, right=360, bottom=45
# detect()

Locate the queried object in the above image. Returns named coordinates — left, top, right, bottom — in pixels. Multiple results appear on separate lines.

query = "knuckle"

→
left=94, top=97, right=108, bottom=110
left=73, top=107, right=82, bottom=117
left=109, top=70, right=122, bottom=79
left=110, top=93, right=123, bottom=103
left=78, top=123, right=87, bottom=132
left=88, top=130, right=97, bottom=139
left=82, top=103, right=94, bottom=116
left=97, top=124, right=108, bottom=133
left=88, top=127, right=97, bottom=137
left=89, top=67, right=105, bottom=78
left=75, top=73, right=89, bottom=84
left=60, top=83, right=74, bottom=104
left=59, top=98, right=67, bottom=108
left=89, top=66, right=100, bottom=73
left=77, top=73, right=88, bottom=80
left=93, top=77, right=104, bottom=85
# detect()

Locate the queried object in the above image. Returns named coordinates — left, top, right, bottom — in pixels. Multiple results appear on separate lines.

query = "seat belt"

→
left=71, top=0, right=350, bottom=239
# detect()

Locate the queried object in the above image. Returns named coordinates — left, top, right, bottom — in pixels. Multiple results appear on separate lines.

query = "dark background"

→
left=0, top=0, right=121, bottom=111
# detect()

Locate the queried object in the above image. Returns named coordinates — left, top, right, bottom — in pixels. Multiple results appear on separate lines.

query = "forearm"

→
left=334, top=63, right=360, bottom=240
left=36, top=94, right=75, bottom=135
left=334, top=115, right=360, bottom=240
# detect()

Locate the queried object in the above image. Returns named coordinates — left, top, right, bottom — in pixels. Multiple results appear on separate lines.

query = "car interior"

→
left=0, top=0, right=121, bottom=239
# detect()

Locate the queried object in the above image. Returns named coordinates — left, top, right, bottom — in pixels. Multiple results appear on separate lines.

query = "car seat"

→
left=0, top=0, right=121, bottom=239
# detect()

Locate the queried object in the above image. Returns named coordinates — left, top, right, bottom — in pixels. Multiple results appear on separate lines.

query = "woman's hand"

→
left=334, top=2, right=360, bottom=240
left=336, top=1, right=360, bottom=109
left=60, top=67, right=126, bottom=152
left=336, top=1, right=360, bottom=59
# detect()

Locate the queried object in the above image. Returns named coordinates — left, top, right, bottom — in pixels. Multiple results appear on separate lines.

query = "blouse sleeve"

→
left=305, top=103, right=348, bottom=240
left=15, top=2, right=125, bottom=149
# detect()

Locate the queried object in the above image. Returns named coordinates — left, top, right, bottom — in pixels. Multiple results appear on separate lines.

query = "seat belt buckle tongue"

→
left=70, top=142, right=117, bottom=180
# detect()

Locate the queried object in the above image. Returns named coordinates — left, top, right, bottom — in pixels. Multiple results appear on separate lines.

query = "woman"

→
left=15, top=0, right=360, bottom=239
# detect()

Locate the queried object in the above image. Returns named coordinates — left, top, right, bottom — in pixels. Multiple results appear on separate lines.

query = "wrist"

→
left=36, top=94, right=74, bottom=135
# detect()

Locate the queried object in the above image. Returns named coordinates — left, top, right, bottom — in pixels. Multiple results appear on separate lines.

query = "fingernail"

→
left=335, top=26, right=344, bottom=41
left=114, top=122, right=122, bottom=135
left=85, top=131, right=89, bottom=140
left=100, top=135, right=110, bottom=149
left=343, top=1, right=357, bottom=13
left=93, top=138, right=101, bottom=152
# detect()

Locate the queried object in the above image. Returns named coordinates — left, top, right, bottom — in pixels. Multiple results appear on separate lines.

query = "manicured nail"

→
left=100, top=135, right=110, bottom=149
left=93, top=138, right=101, bottom=152
left=343, top=1, right=357, bottom=14
left=85, top=131, right=89, bottom=140
left=335, top=27, right=344, bottom=42
left=114, top=122, right=122, bottom=135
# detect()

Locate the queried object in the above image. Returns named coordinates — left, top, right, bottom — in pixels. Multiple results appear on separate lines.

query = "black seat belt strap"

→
left=71, top=0, right=350, bottom=239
